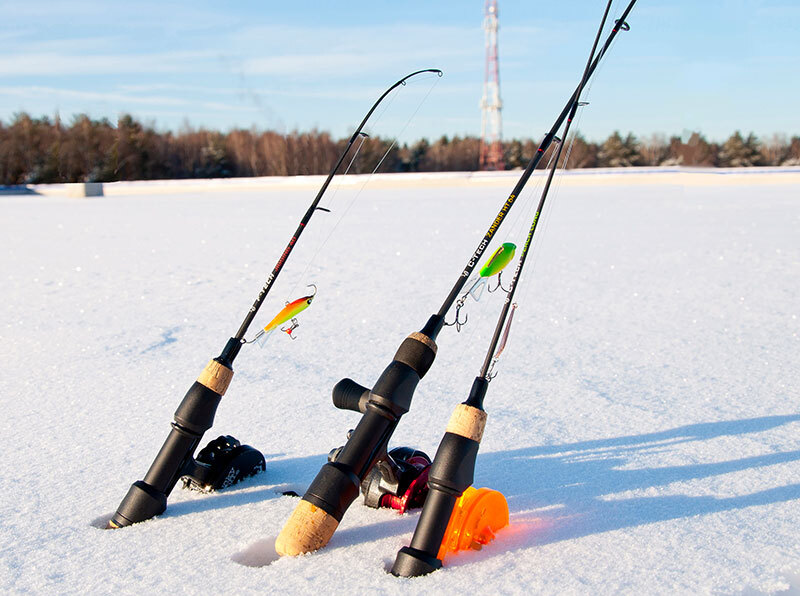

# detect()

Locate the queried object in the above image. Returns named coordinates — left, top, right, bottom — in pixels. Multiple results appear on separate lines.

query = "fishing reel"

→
left=329, top=440, right=431, bottom=513
left=328, top=378, right=433, bottom=512
left=363, top=447, right=431, bottom=513
left=181, top=435, right=265, bottom=492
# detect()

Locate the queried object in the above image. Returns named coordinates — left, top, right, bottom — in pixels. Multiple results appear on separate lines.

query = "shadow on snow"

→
left=445, top=413, right=800, bottom=568
left=98, top=414, right=800, bottom=566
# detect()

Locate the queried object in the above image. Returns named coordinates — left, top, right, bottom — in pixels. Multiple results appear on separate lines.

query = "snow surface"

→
left=1, top=171, right=799, bottom=595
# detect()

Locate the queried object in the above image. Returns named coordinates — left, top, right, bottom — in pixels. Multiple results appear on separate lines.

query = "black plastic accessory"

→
left=182, top=435, right=266, bottom=492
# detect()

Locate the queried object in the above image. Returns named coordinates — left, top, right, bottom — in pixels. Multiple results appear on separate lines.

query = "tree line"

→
left=1, top=112, right=799, bottom=185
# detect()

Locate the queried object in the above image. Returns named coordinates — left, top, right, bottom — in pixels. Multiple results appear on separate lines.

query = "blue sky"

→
left=1, top=1, right=798, bottom=143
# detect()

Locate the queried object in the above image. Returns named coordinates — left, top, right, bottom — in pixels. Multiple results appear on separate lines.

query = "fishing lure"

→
left=446, top=242, right=516, bottom=331
left=253, top=284, right=316, bottom=345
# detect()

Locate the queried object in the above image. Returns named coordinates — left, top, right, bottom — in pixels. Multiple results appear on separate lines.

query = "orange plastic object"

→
left=437, top=487, right=509, bottom=560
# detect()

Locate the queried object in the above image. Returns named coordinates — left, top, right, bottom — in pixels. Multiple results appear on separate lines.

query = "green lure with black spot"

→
left=479, top=243, right=516, bottom=277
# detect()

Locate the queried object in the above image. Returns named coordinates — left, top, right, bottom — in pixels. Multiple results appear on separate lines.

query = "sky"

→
left=1, top=0, right=799, bottom=143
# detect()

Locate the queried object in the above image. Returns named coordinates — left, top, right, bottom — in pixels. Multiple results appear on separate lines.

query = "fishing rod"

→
left=275, top=0, right=637, bottom=557
left=391, top=0, right=622, bottom=576
left=106, top=68, right=443, bottom=529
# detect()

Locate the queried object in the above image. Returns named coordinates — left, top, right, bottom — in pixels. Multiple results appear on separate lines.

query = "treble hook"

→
left=443, top=299, right=468, bottom=332
left=278, top=285, right=315, bottom=339
left=487, top=271, right=510, bottom=294
left=281, top=318, right=300, bottom=339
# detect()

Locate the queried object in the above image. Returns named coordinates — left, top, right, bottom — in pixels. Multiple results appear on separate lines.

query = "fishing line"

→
left=502, top=138, right=562, bottom=247
left=277, top=73, right=442, bottom=305
left=512, top=1, right=631, bottom=310
left=459, top=1, right=618, bottom=374
left=513, top=101, right=589, bottom=318
left=583, top=0, right=627, bottom=99
left=448, top=144, right=561, bottom=368
left=506, top=6, right=625, bottom=343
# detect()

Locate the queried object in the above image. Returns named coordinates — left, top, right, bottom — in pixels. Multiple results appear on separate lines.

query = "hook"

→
left=443, top=299, right=468, bottom=332
left=486, top=271, right=510, bottom=294
left=306, top=283, right=317, bottom=297
left=281, top=318, right=300, bottom=339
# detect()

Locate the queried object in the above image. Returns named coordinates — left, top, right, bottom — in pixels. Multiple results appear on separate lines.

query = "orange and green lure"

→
left=253, top=285, right=316, bottom=344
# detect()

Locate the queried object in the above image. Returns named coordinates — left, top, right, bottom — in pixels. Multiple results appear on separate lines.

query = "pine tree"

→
left=662, top=132, right=716, bottom=167
left=597, top=131, right=642, bottom=167
left=717, top=131, right=762, bottom=167
left=504, top=140, right=524, bottom=169
left=780, top=136, right=800, bottom=166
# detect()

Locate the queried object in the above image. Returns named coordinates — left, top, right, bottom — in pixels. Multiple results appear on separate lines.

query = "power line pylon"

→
left=480, top=0, right=504, bottom=171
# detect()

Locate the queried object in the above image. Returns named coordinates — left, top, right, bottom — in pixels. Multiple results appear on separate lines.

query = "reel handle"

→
left=332, top=378, right=370, bottom=413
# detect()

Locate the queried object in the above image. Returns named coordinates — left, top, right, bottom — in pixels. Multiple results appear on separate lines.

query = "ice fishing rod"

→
left=391, top=0, right=622, bottom=576
left=275, top=0, right=637, bottom=557
left=106, top=69, right=443, bottom=529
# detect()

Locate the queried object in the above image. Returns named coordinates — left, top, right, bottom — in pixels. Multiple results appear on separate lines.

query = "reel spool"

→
left=362, top=446, right=432, bottom=513
left=329, top=443, right=432, bottom=514
left=182, top=435, right=265, bottom=492
left=437, top=487, right=509, bottom=560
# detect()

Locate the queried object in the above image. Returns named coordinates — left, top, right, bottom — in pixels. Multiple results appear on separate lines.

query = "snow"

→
left=1, top=170, right=799, bottom=595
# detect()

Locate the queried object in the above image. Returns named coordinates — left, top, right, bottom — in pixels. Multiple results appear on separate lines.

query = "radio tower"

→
left=480, top=0, right=504, bottom=171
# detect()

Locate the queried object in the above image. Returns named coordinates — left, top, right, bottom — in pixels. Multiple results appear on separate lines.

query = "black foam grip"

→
left=174, top=382, right=222, bottom=434
left=370, top=361, right=420, bottom=417
left=303, top=462, right=362, bottom=522
left=142, top=423, right=200, bottom=494
left=394, top=335, right=436, bottom=378
left=428, top=432, right=480, bottom=495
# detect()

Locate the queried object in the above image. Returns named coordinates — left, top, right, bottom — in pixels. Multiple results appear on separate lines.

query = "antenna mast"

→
left=479, top=0, right=504, bottom=171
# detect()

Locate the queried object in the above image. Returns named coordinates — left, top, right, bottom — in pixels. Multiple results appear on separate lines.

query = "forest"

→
left=1, top=112, right=799, bottom=185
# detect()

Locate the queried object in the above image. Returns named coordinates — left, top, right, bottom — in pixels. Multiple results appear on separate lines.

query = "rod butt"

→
left=275, top=499, right=340, bottom=556
left=107, top=481, right=167, bottom=528
left=391, top=546, right=442, bottom=577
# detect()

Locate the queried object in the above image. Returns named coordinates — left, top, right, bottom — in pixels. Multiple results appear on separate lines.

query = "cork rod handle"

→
left=275, top=499, right=340, bottom=557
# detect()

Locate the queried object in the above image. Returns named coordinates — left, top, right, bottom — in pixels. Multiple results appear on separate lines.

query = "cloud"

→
left=0, top=50, right=219, bottom=76
left=0, top=85, right=188, bottom=106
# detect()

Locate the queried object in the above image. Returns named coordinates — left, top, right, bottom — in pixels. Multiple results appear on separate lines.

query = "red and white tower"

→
left=480, top=0, right=504, bottom=171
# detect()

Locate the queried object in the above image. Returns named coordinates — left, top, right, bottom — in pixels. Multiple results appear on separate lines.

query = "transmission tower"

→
left=480, top=0, right=504, bottom=171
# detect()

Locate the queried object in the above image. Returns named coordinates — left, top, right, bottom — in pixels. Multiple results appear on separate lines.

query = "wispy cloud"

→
left=1, top=2, right=795, bottom=139
left=0, top=50, right=219, bottom=76
left=0, top=85, right=188, bottom=106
